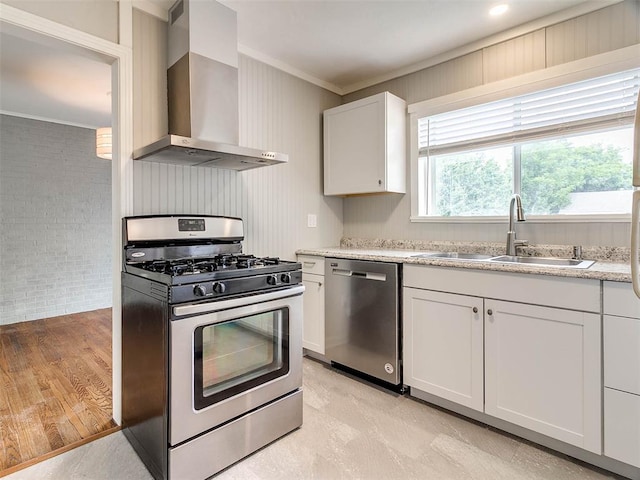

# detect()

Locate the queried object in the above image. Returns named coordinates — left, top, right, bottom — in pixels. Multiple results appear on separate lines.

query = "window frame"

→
left=408, top=44, right=640, bottom=224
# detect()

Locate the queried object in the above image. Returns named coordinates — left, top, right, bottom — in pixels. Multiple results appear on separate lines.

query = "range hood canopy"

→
left=133, top=0, right=288, bottom=170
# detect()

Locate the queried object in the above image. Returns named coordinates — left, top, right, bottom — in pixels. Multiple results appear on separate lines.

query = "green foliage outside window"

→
left=434, top=154, right=511, bottom=216
left=521, top=140, right=631, bottom=214
left=432, top=138, right=631, bottom=217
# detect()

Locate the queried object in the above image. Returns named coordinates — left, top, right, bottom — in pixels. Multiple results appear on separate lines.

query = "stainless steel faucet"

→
left=506, top=194, right=527, bottom=256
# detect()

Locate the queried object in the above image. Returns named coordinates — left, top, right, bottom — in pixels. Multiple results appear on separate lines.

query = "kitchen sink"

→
left=411, top=252, right=595, bottom=269
left=489, top=255, right=594, bottom=269
left=412, top=252, right=494, bottom=261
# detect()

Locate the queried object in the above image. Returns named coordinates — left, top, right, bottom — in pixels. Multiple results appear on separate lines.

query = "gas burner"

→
left=261, top=257, right=280, bottom=265
left=193, top=260, right=218, bottom=273
left=169, top=263, right=189, bottom=275
left=236, top=255, right=257, bottom=268
left=148, top=261, right=170, bottom=273
left=216, top=254, right=238, bottom=268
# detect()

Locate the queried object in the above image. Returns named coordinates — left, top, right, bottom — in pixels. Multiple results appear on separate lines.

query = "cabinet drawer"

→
left=604, top=314, right=640, bottom=395
left=298, top=255, right=324, bottom=275
left=404, top=265, right=599, bottom=312
left=603, top=281, right=640, bottom=319
left=604, top=388, right=640, bottom=467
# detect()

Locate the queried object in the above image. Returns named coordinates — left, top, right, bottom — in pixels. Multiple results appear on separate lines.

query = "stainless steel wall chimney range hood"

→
left=133, top=0, right=288, bottom=171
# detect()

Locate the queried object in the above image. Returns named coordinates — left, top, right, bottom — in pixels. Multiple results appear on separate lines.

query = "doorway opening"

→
left=0, top=5, right=131, bottom=474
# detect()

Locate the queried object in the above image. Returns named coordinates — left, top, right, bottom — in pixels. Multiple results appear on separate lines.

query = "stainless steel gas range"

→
left=121, top=215, right=303, bottom=480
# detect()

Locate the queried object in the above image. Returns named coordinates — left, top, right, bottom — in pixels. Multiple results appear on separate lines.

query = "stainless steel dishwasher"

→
left=325, top=258, right=401, bottom=387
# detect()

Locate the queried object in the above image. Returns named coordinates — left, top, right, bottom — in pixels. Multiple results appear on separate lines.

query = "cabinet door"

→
left=403, top=288, right=484, bottom=411
left=604, top=388, right=640, bottom=467
left=324, top=96, right=385, bottom=195
left=302, top=273, right=324, bottom=355
left=485, top=300, right=601, bottom=453
left=604, top=314, right=640, bottom=395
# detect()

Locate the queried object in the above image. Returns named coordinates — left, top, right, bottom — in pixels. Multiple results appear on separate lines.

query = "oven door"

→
left=169, top=286, right=303, bottom=446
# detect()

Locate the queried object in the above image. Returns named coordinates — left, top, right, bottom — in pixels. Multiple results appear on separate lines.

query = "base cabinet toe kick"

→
left=403, top=265, right=640, bottom=480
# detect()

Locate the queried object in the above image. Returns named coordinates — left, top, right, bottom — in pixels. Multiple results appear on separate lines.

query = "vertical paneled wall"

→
left=341, top=0, right=640, bottom=247
left=546, top=1, right=640, bottom=67
left=482, top=29, right=545, bottom=83
left=131, top=10, right=343, bottom=259
left=0, top=115, right=112, bottom=325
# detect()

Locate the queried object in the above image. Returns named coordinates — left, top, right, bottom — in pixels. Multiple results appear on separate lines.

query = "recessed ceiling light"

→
left=489, top=4, right=509, bottom=16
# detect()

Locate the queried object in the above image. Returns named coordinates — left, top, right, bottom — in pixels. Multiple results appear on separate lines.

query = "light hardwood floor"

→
left=0, top=309, right=118, bottom=476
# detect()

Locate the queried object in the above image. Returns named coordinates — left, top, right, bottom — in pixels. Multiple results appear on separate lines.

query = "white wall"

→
left=1, top=0, right=119, bottom=43
left=0, top=115, right=112, bottom=325
left=131, top=10, right=344, bottom=259
left=341, top=0, right=640, bottom=247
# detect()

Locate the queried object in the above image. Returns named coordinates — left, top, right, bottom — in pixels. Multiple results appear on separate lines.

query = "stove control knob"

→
left=193, top=284, right=207, bottom=297
left=280, top=273, right=292, bottom=284
left=267, top=274, right=278, bottom=286
left=213, top=282, right=226, bottom=294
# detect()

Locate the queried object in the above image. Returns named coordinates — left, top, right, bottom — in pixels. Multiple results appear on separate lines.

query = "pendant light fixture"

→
left=96, top=127, right=112, bottom=160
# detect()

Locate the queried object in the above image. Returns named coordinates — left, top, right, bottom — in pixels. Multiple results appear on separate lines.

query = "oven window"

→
left=193, top=308, right=289, bottom=410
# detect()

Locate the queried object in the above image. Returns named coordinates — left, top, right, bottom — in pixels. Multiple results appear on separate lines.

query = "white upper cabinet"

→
left=323, top=92, right=406, bottom=196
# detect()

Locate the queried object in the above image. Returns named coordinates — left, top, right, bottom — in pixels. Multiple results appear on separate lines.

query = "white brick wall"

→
left=0, top=115, right=112, bottom=325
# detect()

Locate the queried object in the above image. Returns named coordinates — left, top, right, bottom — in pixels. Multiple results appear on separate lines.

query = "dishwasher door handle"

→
left=332, top=269, right=387, bottom=282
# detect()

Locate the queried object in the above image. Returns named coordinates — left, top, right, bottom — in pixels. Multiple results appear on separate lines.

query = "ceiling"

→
left=220, top=0, right=600, bottom=92
left=0, top=30, right=112, bottom=128
left=0, top=0, right=616, bottom=128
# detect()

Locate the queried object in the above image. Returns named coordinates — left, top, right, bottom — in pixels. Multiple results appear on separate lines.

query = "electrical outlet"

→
left=307, top=214, right=317, bottom=228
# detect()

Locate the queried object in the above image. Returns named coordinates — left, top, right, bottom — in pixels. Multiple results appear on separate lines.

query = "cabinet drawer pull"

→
left=303, top=261, right=316, bottom=268
left=487, top=309, right=493, bottom=316
left=472, top=307, right=478, bottom=313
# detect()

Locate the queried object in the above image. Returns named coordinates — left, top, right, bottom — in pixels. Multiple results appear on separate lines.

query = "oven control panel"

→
left=170, top=271, right=303, bottom=304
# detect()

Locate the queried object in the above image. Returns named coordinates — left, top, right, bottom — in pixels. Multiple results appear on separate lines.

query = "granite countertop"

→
left=296, top=240, right=633, bottom=283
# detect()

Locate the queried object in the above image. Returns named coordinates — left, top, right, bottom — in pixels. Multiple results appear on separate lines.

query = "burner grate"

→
left=137, top=254, right=282, bottom=276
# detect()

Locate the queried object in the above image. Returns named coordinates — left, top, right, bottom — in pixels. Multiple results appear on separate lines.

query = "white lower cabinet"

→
left=403, top=288, right=484, bottom=411
left=484, top=300, right=601, bottom=453
left=301, top=273, right=325, bottom=354
left=603, top=281, right=640, bottom=467
left=403, top=265, right=602, bottom=456
left=604, top=388, right=640, bottom=467
left=298, top=255, right=325, bottom=355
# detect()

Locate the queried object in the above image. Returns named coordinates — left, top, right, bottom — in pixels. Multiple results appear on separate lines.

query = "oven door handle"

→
left=173, top=285, right=305, bottom=317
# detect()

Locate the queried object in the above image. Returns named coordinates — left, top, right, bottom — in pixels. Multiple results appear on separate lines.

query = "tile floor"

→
left=4, top=358, right=620, bottom=480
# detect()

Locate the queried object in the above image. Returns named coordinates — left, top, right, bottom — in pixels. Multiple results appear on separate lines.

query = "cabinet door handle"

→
left=487, top=309, right=493, bottom=316
left=472, top=307, right=478, bottom=313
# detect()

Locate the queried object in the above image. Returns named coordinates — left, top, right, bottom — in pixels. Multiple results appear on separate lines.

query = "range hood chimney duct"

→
left=133, top=0, right=288, bottom=170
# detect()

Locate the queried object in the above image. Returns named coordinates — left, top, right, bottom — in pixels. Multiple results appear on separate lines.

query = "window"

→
left=416, top=68, right=639, bottom=219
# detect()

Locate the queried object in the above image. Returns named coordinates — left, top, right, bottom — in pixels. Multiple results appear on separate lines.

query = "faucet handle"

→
left=514, top=239, right=528, bottom=253
left=572, top=245, right=583, bottom=260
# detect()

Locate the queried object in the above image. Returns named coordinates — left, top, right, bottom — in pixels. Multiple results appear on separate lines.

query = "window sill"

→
left=410, top=214, right=632, bottom=224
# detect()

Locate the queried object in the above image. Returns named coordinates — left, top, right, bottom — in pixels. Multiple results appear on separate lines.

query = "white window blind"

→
left=418, top=68, right=640, bottom=157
